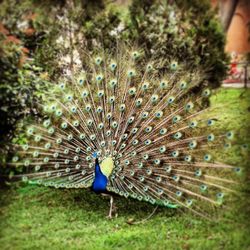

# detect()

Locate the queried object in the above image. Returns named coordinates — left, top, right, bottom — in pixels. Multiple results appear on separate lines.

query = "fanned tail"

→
left=8, top=44, right=242, bottom=217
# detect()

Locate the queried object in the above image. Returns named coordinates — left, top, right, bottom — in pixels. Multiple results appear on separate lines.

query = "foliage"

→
left=126, top=0, right=228, bottom=88
left=0, top=0, right=122, bottom=146
left=0, top=0, right=230, bottom=148
left=0, top=41, right=36, bottom=141
left=0, top=46, right=50, bottom=168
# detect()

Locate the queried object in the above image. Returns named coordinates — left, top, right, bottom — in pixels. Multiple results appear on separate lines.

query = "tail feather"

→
left=8, top=44, right=241, bottom=217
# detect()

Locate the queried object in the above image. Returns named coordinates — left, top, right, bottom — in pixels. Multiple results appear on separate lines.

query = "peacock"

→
left=8, top=44, right=241, bottom=219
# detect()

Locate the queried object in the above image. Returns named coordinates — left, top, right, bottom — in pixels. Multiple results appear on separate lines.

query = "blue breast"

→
left=92, top=162, right=108, bottom=193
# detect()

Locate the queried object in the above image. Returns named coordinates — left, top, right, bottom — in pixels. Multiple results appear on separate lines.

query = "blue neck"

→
left=92, top=159, right=108, bottom=193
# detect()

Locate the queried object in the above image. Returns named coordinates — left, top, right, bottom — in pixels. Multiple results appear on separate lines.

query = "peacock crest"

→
left=9, top=45, right=241, bottom=218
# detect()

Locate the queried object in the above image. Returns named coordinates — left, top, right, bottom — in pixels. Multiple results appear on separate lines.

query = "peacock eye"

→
left=146, top=64, right=153, bottom=71
left=110, top=62, right=117, bottom=71
left=35, top=165, right=41, bottom=171
left=135, top=98, right=142, bottom=107
left=195, top=169, right=202, bottom=177
left=53, top=152, right=59, bottom=158
left=176, top=191, right=182, bottom=197
left=112, top=121, right=118, bottom=128
left=109, top=79, right=117, bottom=88
left=71, top=106, right=77, bottom=113
left=33, top=151, right=40, bottom=157
left=186, top=199, right=193, bottom=206
left=145, top=139, right=151, bottom=145
left=202, top=89, right=211, bottom=97
left=45, top=143, right=51, bottom=149
left=234, top=167, right=241, bottom=173
left=173, top=115, right=181, bottom=123
left=151, top=94, right=159, bottom=103
left=61, top=122, right=68, bottom=129
left=216, top=192, right=224, bottom=199
left=160, top=81, right=168, bottom=89
left=127, top=69, right=135, bottom=77
left=109, top=96, right=115, bottom=103
left=56, top=110, right=62, bottom=116
left=75, top=147, right=81, bottom=153
left=132, top=139, right=138, bottom=145
left=43, top=119, right=51, bottom=128
left=128, top=87, right=136, bottom=95
left=48, top=127, right=55, bottom=135
left=128, top=116, right=135, bottom=124
left=56, top=138, right=62, bottom=144
left=165, top=165, right=172, bottom=173
left=66, top=95, right=73, bottom=101
left=43, top=157, right=50, bottom=163
left=142, top=82, right=149, bottom=90
left=155, top=110, right=163, bottom=118
left=173, top=132, right=182, bottom=139
left=204, top=154, right=211, bottom=161
left=167, top=96, right=175, bottom=104
left=142, top=112, right=149, bottom=119
left=132, top=128, right=138, bottom=134
left=67, top=134, right=73, bottom=141
left=207, top=119, right=215, bottom=126
left=226, top=131, right=234, bottom=139
left=207, top=134, right=215, bottom=142
left=145, top=126, right=152, bottom=133
left=154, top=159, right=160, bottom=165
left=50, top=105, right=56, bottom=111
left=132, top=51, right=140, bottom=59
left=95, top=57, right=102, bottom=65
left=160, top=128, right=167, bottom=135
left=189, top=120, right=198, bottom=128
left=170, top=61, right=178, bottom=70
left=159, top=146, right=166, bottom=153
left=87, top=119, right=93, bottom=126
left=156, top=176, right=162, bottom=183
left=96, top=106, right=103, bottom=113
left=59, top=83, right=65, bottom=89
left=179, top=81, right=187, bottom=89
left=22, top=176, right=28, bottom=182
left=119, top=104, right=125, bottom=111
left=96, top=74, right=103, bottom=81
left=185, top=102, right=194, bottom=111
left=122, top=134, right=128, bottom=140
left=172, top=150, right=179, bottom=157
left=173, top=175, right=180, bottom=182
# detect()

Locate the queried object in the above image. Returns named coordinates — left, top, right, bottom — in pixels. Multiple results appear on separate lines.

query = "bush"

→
left=126, top=0, right=228, bottom=88
left=0, top=0, right=229, bottom=158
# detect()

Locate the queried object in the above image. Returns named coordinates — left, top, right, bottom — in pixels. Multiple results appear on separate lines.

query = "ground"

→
left=0, top=88, right=250, bottom=250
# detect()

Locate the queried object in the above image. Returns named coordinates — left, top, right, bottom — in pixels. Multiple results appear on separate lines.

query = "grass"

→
left=0, top=88, right=250, bottom=250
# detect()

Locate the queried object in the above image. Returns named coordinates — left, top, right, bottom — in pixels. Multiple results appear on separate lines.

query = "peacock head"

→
left=93, top=152, right=115, bottom=178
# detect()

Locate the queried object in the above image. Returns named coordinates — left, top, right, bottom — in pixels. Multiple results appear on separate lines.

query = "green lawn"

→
left=0, top=88, right=250, bottom=250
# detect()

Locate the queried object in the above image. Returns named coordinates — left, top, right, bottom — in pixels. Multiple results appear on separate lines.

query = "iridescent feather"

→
left=9, top=45, right=241, bottom=218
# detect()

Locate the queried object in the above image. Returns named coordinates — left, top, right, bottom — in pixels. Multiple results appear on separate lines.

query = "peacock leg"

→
left=107, top=195, right=114, bottom=219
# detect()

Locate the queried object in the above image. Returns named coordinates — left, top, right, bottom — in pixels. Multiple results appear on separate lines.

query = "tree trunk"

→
left=219, top=0, right=239, bottom=32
